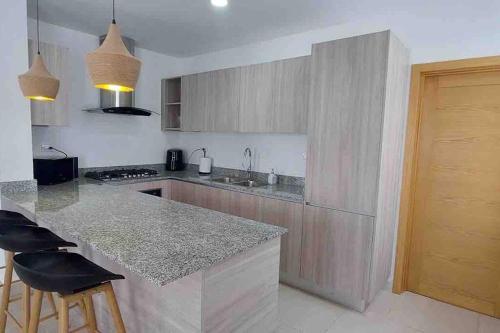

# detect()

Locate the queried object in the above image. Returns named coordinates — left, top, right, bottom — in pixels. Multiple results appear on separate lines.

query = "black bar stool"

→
left=13, top=251, right=126, bottom=333
left=0, top=210, right=37, bottom=289
left=0, top=210, right=37, bottom=226
left=0, top=225, right=76, bottom=333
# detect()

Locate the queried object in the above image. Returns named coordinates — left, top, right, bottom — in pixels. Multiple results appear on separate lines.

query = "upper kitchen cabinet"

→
left=239, top=57, right=310, bottom=133
left=206, top=68, right=241, bottom=132
left=29, top=39, right=70, bottom=126
left=161, top=77, right=181, bottom=131
left=178, top=56, right=310, bottom=133
left=181, top=68, right=240, bottom=132
left=181, top=72, right=209, bottom=131
left=239, top=62, right=276, bottom=132
left=306, top=31, right=409, bottom=216
left=273, top=56, right=310, bottom=134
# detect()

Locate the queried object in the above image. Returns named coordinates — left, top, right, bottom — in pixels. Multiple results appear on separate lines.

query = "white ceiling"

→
left=27, top=0, right=499, bottom=57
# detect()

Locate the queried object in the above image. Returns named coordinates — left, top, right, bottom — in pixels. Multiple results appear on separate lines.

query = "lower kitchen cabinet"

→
left=261, top=198, right=303, bottom=280
left=299, top=205, right=374, bottom=311
left=167, top=180, right=303, bottom=280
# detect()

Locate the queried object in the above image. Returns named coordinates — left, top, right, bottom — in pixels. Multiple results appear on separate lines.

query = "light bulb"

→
left=211, top=0, right=228, bottom=8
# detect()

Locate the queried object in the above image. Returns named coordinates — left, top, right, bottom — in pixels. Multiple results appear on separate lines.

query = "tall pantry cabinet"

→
left=301, top=31, right=410, bottom=310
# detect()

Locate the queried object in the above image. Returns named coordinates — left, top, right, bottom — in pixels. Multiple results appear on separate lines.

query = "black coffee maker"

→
left=166, top=149, right=185, bottom=171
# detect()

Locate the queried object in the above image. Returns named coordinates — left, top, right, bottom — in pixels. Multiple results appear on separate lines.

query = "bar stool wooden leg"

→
left=27, top=290, right=42, bottom=333
left=83, top=294, right=97, bottom=333
left=22, top=284, right=30, bottom=333
left=103, top=283, right=125, bottom=333
left=46, top=292, right=58, bottom=319
left=0, top=251, right=14, bottom=333
left=58, top=297, right=69, bottom=333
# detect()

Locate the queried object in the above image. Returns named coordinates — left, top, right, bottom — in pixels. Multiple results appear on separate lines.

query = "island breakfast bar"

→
left=0, top=180, right=286, bottom=332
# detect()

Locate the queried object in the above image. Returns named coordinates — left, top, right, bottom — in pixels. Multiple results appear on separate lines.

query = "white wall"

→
left=30, top=20, right=185, bottom=168
left=0, top=1, right=33, bottom=183
left=168, top=132, right=307, bottom=177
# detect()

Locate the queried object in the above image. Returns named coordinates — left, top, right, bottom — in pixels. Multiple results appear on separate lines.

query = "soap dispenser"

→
left=267, top=169, right=278, bottom=185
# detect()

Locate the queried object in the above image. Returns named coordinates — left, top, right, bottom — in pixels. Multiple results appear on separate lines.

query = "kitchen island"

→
left=0, top=180, right=286, bottom=332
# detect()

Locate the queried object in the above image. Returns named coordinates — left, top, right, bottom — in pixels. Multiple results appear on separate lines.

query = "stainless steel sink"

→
left=212, top=177, right=266, bottom=188
left=231, top=180, right=266, bottom=188
left=212, top=177, right=242, bottom=184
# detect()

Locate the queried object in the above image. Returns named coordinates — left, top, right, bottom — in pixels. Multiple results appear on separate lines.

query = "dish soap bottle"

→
left=267, top=169, right=278, bottom=185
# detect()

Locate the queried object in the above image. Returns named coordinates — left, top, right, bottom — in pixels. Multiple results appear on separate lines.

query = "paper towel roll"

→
left=199, top=157, right=212, bottom=174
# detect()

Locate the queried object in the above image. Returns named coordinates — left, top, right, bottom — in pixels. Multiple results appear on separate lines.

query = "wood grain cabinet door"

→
left=261, top=198, right=303, bottom=280
left=206, top=68, right=241, bottom=132
left=29, top=40, right=69, bottom=126
left=239, top=62, right=276, bottom=132
left=306, top=31, right=389, bottom=215
left=169, top=180, right=197, bottom=204
left=300, top=205, right=373, bottom=308
left=273, top=56, right=310, bottom=134
left=181, top=73, right=209, bottom=131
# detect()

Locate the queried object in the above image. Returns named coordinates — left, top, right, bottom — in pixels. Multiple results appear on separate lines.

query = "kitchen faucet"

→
left=243, top=147, right=252, bottom=179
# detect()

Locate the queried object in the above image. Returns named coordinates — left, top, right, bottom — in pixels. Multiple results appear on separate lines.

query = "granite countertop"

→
left=101, top=169, right=305, bottom=203
left=0, top=180, right=287, bottom=286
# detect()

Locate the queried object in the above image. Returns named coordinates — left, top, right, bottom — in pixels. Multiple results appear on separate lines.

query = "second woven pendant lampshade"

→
left=85, top=21, right=141, bottom=92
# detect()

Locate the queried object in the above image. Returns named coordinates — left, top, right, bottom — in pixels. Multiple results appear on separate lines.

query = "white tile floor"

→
left=5, top=283, right=500, bottom=332
left=277, top=284, right=500, bottom=333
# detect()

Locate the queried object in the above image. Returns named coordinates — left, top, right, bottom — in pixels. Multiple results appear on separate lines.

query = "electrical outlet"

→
left=41, top=144, right=51, bottom=151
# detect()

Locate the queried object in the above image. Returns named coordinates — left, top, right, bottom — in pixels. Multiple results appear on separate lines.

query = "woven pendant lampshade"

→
left=18, top=0, right=59, bottom=102
left=85, top=22, right=141, bottom=92
left=18, top=54, right=60, bottom=101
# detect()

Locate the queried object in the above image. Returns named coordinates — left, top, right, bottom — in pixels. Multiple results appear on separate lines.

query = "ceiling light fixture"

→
left=85, top=0, right=141, bottom=92
left=211, top=0, right=228, bottom=8
left=18, top=0, right=60, bottom=102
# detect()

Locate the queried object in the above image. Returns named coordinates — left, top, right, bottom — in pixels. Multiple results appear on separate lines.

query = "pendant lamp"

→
left=18, top=0, right=59, bottom=102
left=85, top=0, right=141, bottom=92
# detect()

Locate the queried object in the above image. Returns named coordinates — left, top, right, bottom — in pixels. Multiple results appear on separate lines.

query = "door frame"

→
left=392, top=55, right=500, bottom=294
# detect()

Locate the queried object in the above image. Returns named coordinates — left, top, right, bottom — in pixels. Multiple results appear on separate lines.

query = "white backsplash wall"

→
left=29, top=20, right=185, bottom=168
left=166, top=132, right=307, bottom=178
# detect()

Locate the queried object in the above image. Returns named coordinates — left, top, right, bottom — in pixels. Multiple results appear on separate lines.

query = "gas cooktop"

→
left=85, top=168, right=159, bottom=181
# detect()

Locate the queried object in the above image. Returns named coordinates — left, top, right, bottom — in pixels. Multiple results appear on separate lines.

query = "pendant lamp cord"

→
left=112, top=0, right=116, bottom=24
left=36, top=0, right=40, bottom=54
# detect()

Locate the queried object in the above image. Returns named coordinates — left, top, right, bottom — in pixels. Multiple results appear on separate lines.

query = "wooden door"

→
left=273, top=56, right=310, bottom=134
left=300, top=205, right=373, bottom=308
left=181, top=73, right=209, bottom=131
left=306, top=31, right=389, bottom=215
left=206, top=68, right=240, bottom=132
left=407, top=70, right=500, bottom=317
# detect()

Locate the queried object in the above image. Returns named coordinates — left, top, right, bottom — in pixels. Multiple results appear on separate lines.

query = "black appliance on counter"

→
left=166, top=149, right=185, bottom=171
left=33, top=157, right=79, bottom=185
left=84, top=168, right=158, bottom=181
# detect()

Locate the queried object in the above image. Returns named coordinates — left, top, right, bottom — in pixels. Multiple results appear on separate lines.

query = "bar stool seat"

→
left=14, top=252, right=124, bottom=295
left=0, top=225, right=75, bottom=253
left=0, top=225, right=77, bottom=333
left=14, top=252, right=126, bottom=333
left=0, top=210, right=37, bottom=226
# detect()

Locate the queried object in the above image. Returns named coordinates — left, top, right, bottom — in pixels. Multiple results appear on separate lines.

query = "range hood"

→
left=83, top=35, right=151, bottom=116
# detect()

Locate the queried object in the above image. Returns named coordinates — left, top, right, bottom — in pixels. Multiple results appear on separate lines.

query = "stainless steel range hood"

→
left=83, top=35, right=151, bottom=116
